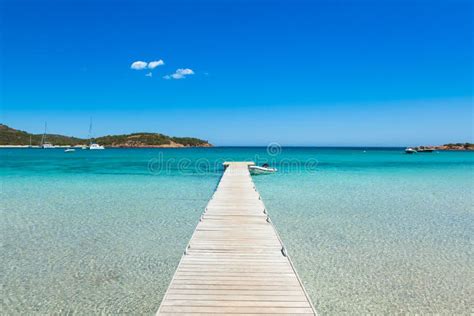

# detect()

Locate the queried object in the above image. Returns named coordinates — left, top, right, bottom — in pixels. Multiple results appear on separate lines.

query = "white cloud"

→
left=145, top=72, right=153, bottom=77
left=130, top=61, right=148, bottom=70
left=164, top=68, right=195, bottom=80
left=148, top=60, right=164, bottom=69
left=177, top=68, right=194, bottom=75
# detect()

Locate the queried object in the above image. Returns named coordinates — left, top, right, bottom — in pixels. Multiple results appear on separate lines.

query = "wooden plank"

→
left=159, top=306, right=314, bottom=314
left=162, top=300, right=311, bottom=307
left=166, top=289, right=306, bottom=296
left=157, top=162, right=316, bottom=315
left=169, top=280, right=301, bottom=286
left=168, top=284, right=304, bottom=291
left=159, top=313, right=316, bottom=316
left=172, top=276, right=300, bottom=282
left=177, top=268, right=294, bottom=273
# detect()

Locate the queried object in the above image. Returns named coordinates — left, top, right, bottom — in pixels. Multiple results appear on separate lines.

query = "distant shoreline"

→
left=0, top=124, right=212, bottom=148
left=1, top=145, right=473, bottom=150
left=0, top=144, right=212, bottom=149
left=411, top=144, right=474, bottom=151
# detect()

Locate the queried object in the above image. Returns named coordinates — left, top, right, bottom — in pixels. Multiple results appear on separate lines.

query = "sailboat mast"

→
left=89, top=118, right=93, bottom=146
left=41, top=122, right=47, bottom=146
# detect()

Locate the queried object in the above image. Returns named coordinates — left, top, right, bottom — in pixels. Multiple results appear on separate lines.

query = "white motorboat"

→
left=249, top=164, right=277, bottom=175
left=89, top=143, right=105, bottom=150
left=405, top=147, right=417, bottom=154
left=64, top=148, right=76, bottom=153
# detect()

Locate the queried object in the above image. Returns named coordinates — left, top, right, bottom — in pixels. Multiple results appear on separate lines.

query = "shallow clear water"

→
left=1, top=148, right=473, bottom=314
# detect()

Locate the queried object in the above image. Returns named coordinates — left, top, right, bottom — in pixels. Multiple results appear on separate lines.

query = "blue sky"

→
left=1, top=0, right=472, bottom=146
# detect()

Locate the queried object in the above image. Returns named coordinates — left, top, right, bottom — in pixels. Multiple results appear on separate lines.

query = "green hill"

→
left=95, top=133, right=211, bottom=147
left=0, top=124, right=212, bottom=147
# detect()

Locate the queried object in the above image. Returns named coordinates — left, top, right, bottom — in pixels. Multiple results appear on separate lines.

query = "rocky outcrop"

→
left=415, top=143, right=474, bottom=151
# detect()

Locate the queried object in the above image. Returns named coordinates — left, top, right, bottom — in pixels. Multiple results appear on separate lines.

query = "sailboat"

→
left=41, top=122, right=55, bottom=148
left=89, top=143, right=105, bottom=150
left=88, top=118, right=105, bottom=150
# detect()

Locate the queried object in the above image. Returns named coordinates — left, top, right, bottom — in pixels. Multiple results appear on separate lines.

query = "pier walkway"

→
left=157, top=162, right=316, bottom=315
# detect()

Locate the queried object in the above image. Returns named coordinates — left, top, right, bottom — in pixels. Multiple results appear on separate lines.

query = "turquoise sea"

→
left=1, top=147, right=473, bottom=314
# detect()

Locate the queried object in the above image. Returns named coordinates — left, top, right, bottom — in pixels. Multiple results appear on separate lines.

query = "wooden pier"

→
left=157, top=162, right=316, bottom=315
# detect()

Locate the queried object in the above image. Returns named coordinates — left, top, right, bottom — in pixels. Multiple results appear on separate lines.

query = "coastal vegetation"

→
left=0, top=124, right=84, bottom=146
left=94, top=133, right=211, bottom=147
left=0, top=124, right=212, bottom=147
